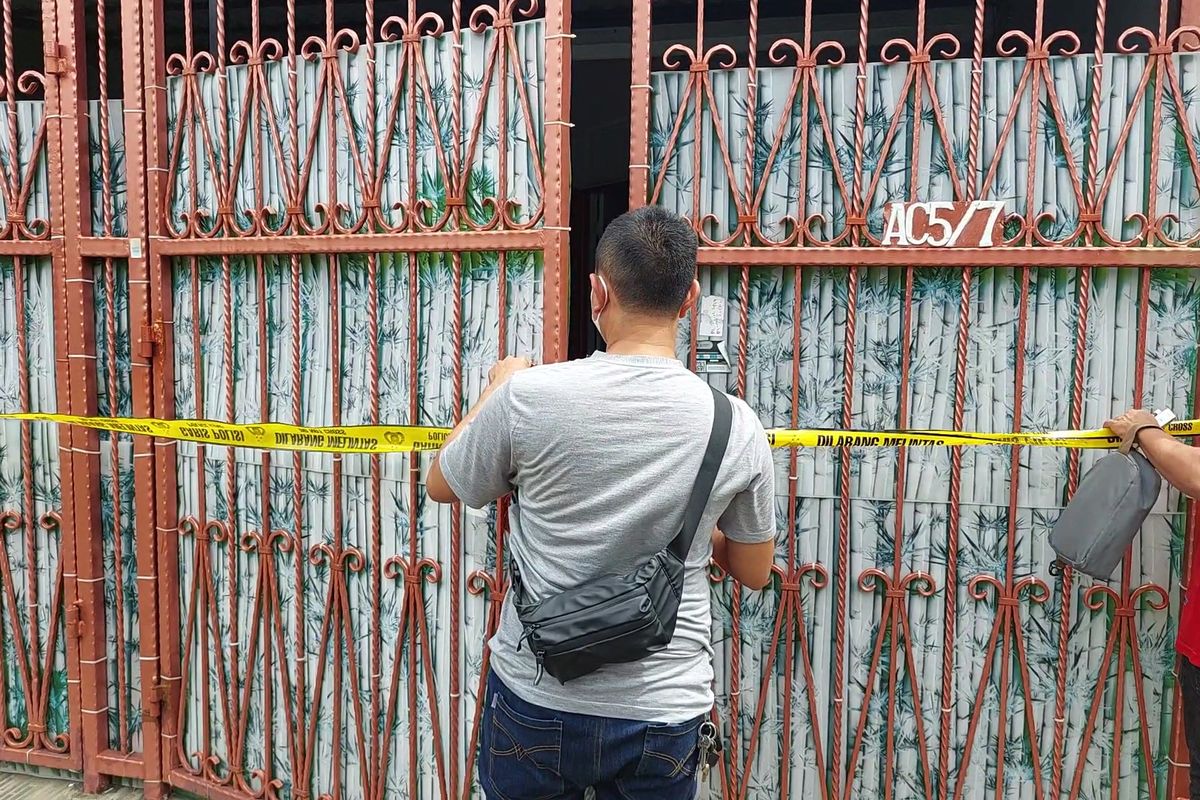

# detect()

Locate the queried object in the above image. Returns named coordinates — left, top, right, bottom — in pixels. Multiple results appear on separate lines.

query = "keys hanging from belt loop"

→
left=698, top=720, right=721, bottom=782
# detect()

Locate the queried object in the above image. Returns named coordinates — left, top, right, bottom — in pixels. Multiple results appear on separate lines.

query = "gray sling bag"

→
left=1049, top=422, right=1161, bottom=580
left=509, top=385, right=732, bottom=685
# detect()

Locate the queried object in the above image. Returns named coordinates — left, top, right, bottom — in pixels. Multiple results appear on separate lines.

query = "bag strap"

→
left=1119, top=422, right=1158, bottom=455
left=667, top=385, right=733, bottom=561
left=509, top=385, right=734, bottom=608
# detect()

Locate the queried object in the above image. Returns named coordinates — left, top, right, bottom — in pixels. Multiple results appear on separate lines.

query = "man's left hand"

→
left=488, top=357, right=532, bottom=386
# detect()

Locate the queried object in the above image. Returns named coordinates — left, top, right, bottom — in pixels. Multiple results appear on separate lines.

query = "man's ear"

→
left=679, top=279, right=701, bottom=319
left=590, top=273, right=607, bottom=316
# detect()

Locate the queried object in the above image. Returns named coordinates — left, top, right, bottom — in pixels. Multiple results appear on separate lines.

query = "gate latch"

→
left=139, top=320, right=164, bottom=359
left=145, top=681, right=169, bottom=718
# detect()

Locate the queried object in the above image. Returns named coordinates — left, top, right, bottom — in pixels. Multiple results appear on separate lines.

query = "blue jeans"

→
left=479, top=672, right=704, bottom=799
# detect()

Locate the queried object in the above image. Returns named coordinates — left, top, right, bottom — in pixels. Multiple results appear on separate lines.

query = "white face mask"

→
left=591, top=274, right=608, bottom=342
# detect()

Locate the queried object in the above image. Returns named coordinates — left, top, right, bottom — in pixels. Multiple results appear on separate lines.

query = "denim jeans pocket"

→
left=484, top=691, right=565, bottom=800
left=635, top=716, right=703, bottom=779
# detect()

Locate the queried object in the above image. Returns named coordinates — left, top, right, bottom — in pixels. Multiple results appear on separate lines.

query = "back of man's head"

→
left=596, top=206, right=698, bottom=316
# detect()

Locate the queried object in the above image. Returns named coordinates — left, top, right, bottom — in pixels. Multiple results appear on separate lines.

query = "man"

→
left=1105, top=408, right=1200, bottom=799
left=427, top=206, right=776, bottom=799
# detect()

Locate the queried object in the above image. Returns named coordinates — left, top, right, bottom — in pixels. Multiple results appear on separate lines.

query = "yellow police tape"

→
left=2, top=412, right=1199, bottom=454
left=0, top=413, right=449, bottom=453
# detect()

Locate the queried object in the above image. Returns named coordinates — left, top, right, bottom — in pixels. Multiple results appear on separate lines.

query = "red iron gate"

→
left=630, top=1, right=1200, bottom=799
left=0, top=0, right=1199, bottom=798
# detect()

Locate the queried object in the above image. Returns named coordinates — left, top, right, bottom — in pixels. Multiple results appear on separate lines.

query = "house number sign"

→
left=881, top=200, right=1006, bottom=248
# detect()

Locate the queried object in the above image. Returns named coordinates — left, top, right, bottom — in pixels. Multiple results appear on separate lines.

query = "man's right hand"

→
left=1104, top=409, right=1160, bottom=442
left=1101, top=408, right=1200, bottom=498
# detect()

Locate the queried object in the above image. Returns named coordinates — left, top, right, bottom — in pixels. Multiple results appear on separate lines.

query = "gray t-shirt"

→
left=438, top=352, right=776, bottom=723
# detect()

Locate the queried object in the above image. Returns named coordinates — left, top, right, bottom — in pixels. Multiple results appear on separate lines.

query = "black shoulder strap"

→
left=668, top=385, right=733, bottom=561
left=510, top=385, right=733, bottom=609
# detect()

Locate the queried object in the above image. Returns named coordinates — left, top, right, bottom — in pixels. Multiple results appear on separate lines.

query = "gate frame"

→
left=119, top=0, right=574, bottom=796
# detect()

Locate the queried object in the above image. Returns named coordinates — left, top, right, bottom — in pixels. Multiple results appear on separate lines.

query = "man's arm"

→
left=428, top=357, right=530, bottom=505
left=714, top=419, right=777, bottom=590
left=1107, top=408, right=1200, bottom=498
left=711, top=528, right=774, bottom=590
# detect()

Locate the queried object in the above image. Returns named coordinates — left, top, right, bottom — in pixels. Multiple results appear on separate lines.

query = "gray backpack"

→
left=1049, top=427, right=1161, bottom=580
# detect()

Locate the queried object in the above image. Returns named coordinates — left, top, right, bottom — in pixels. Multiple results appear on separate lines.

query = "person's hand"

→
left=1104, top=409, right=1160, bottom=441
left=488, top=357, right=532, bottom=386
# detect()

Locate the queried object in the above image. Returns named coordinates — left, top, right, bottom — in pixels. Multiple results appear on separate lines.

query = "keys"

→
left=697, top=721, right=722, bottom=782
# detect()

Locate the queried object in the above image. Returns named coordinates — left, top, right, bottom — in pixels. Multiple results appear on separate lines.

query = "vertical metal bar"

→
left=447, top=5, right=467, bottom=795
left=39, top=0, right=84, bottom=771
left=331, top=250, right=346, bottom=795
left=1116, top=4, right=1169, bottom=795
left=253, top=253, right=276, bottom=794
left=990, top=3, right=1043, bottom=785
left=935, top=264, right=972, bottom=800
left=1113, top=260, right=1153, bottom=798
left=285, top=0, right=307, bottom=786
left=404, top=252, right=419, bottom=800
left=188, top=256, right=214, bottom=774
left=542, top=0, right=572, bottom=364
left=1047, top=5, right=1106, bottom=797
left=779, top=9, right=813, bottom=791
left=321, top=0, right=346, bottom=786
left=94, top=0, right=132, bottom=749
left=362, top=0, right=382, bottom=788
left=783, top=273, right=801, bottom=800
left=287, top=250, right=307, bottom=795
left=832, top=0, right=872, bottom=794
left=729, top=0, right=759, bottom=758
left=887, top=265, right=917, bottom=800
left=120, top=0, right=166, bottom=782
left=215, top=0, right=229, bottom=236
left=367, top=239, right=382, bottom=797
left=220, top=248, right=242, bottom=775
left=50, top=0, right=110, bottom=787
left=937, top=5, right=986, bottom=797
left=996, top=264, right=1033, bottom=800
left=138, top=0, right=182, bottom=783
left=628, top=1, right=651, bottom=209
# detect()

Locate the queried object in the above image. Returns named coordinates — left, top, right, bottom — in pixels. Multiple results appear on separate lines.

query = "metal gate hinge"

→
left=44, top=45, right=66, bottom=76
left=64, top=601, right=82, bottom=639
left=139, top=321, right=163, bottom=359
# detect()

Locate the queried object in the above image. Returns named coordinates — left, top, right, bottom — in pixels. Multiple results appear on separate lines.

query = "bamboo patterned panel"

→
left=642, top=22, right=1200, bottom=800
left=162, top=16, right=547, bottom=799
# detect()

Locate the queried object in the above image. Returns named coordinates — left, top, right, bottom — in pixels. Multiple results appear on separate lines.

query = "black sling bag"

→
left=509, top=385, right=733, bottom=685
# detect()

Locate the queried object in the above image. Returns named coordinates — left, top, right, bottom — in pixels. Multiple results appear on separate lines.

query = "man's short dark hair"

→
left=595, top=206, right=698, bottom=315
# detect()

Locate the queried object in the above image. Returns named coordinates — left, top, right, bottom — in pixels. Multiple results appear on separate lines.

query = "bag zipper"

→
left=546, top=617, right=659, bottom=658
left=522, top=562, right=660, bottom=627
left=519, top=590, right=650, bottom=653
left=542, top=604, right=658, bottom=657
